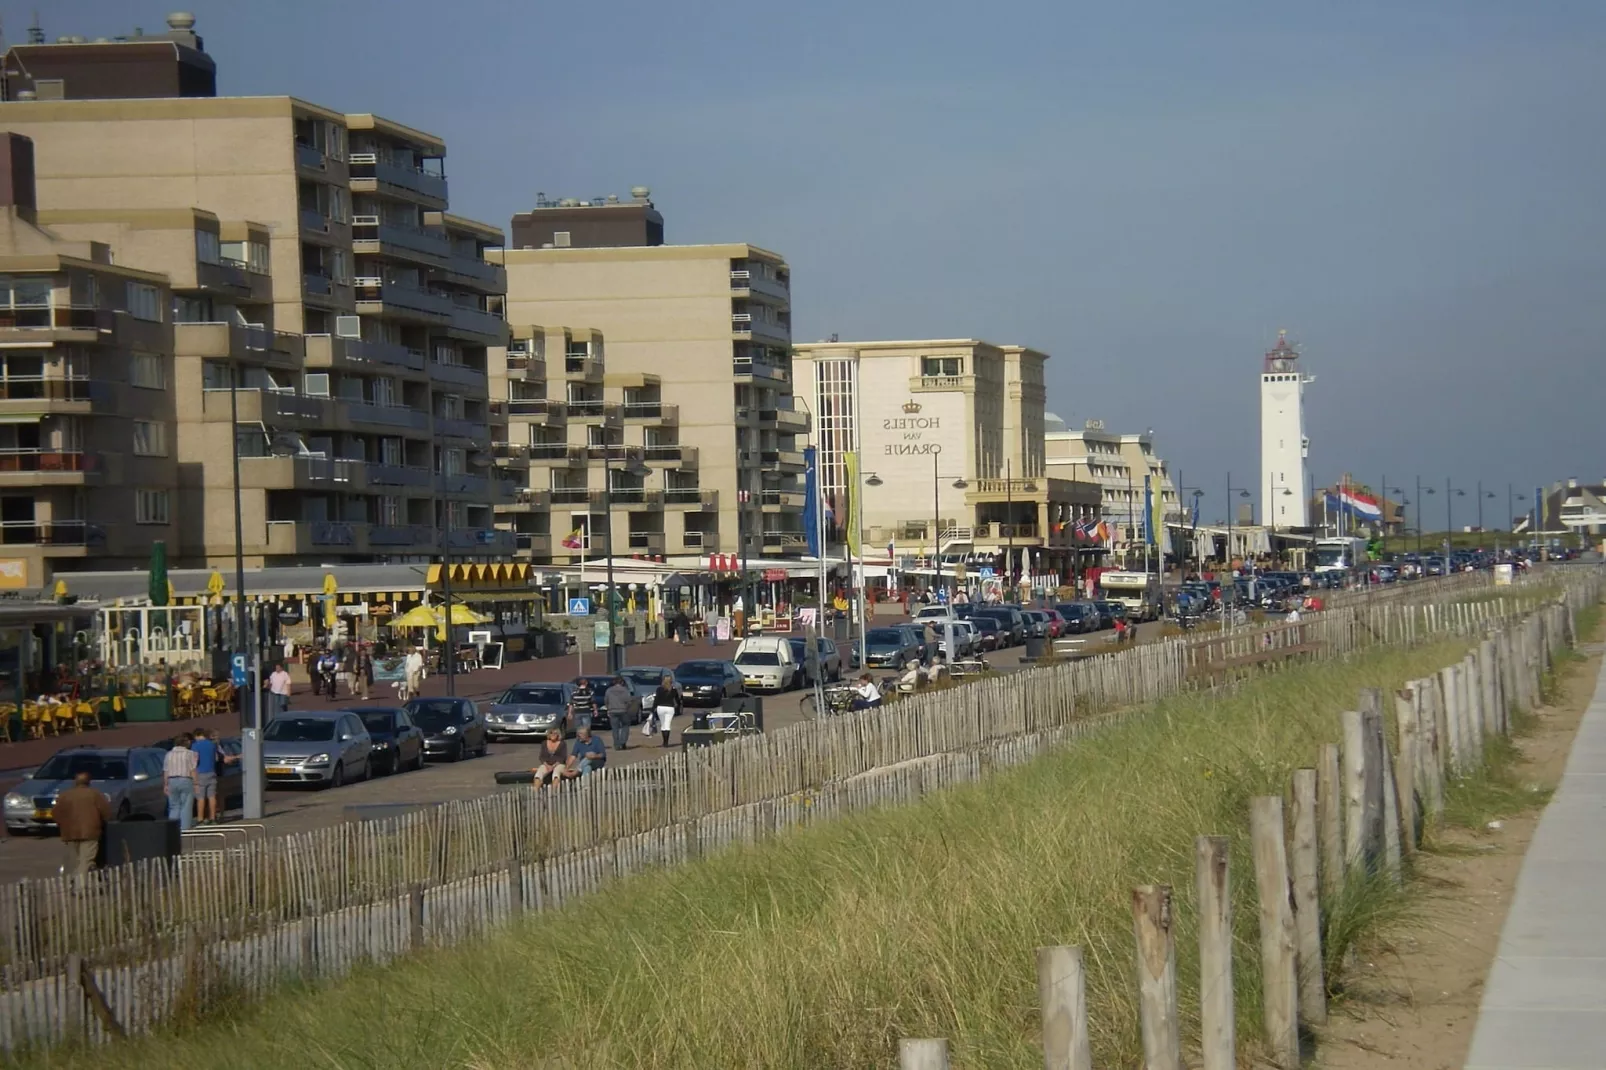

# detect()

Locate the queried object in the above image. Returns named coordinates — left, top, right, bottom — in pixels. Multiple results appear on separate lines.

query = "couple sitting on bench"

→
left=531, top=725, right=607, bottom=789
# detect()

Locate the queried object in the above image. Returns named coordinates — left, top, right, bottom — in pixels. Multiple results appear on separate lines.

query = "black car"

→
left=1091, top=600, right=1124, bottom=629
left=970, top=606, right=1025, bottom=646
left=348, top=707, right=425, bottom=775
left=970, top=616, right=1002, bottom=651
left=673, top=660, right=746, bottom=706
left=864, top=626, right=922, bottom=668
left=405, top=697, right=488, bottom=762
left=1055, top=602, right=1097, bottom=634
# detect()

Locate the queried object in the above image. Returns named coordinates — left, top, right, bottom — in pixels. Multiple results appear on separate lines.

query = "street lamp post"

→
left=1001, top=458, right=1037, bottom=603
left=440, top=448, right=495, bottom=696
left=1476, top=481, right=1495, bottom=546
left=1416, top=477, right=1435, bottom=555
left=1445, top=478, right=1467, bottom=564
left=602, top=450, right=652, bottom=674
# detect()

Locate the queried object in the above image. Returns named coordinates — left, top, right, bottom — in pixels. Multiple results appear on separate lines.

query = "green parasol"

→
left=148, top=540, right=170, bottom=606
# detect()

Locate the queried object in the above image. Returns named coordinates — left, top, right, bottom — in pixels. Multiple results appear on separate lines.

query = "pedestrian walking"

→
left=402, top=647, right=425, bottom=702
left=357, top=646, right=373, bottom=700
left=163, top=734, right=199, bottom=832
left=189, top=727, right=238, bottom=826
left=704, top=605, right=719, bottom=647
left=603, top=676, right=634, bottom=752
left=268, top=662, right=293, bottom=715
left=651, top=674, right=682, bottom=747
left=54, top=770, right=110, bottom=880
left=568, top=678, right=596, bottom=731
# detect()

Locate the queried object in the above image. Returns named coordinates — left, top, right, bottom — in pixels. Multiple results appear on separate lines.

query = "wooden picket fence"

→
left=898, top=570, right=1602, bottom=1069
left=0, top=569, right=1591, bottom=1055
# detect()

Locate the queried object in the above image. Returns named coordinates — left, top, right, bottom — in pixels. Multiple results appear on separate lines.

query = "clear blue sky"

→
left=15, top=1, right=1605, bottom=527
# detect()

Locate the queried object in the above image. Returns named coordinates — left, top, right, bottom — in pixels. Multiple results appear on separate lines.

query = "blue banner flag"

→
left=804, top=446, right=821, bottom=558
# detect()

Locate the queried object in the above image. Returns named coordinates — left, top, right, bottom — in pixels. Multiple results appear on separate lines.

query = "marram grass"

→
left=21, top=639, right=1487, bottom=1069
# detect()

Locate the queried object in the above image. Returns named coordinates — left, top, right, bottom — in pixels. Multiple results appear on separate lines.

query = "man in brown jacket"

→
left=53, top=771, right=111, bottom=877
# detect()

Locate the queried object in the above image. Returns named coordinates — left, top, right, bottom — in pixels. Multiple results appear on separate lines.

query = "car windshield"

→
left=676, top=662, right=723, bottom=679
left=34, top=753, right=128, bottom=781
left=499, top=686, right=565, bottom=706
left=622, top=669, right=665, bottom=685
left=866, top=629, right=904, bottom=645
left=975, top=619, right=999, bottom=631
left=265, top=718, right=336, bottom=742
left=409, top=702, right=464, bottom=730
left=359, top=713, right=395, bottom=734
left=736, top=651, right=780, bottom=666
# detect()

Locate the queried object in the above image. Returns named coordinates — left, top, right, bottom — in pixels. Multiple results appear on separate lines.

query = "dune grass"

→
left=18, top=638, right=1490, bottom=1070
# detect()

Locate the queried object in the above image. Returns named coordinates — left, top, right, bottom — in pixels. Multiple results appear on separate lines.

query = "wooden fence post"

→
left=1463, top=653, right=1485, bottom=766
left=899, top=1038, right=950, bottom=1069
left=1251, top=795, right=1300, bottom=1068
left=1289, top=771, right=1327, bottom=1025
left=1037, top=945, right=1093, bottom=1070
left=1194, top=836, right=1235, bottom=1070
left=1393, top=688, right=1418, bottom=855
left=1341, top=710, right=1368, bottom=871
left=409, top=884, right=426, bottom=949
left=1131, top=884, right=1182, bottom=1070
left=1479, top=639, right=1500, bottom=739
left=1316, top=743, right=1344, bottom=898
left=1440, top=664, right=1464, bottom=773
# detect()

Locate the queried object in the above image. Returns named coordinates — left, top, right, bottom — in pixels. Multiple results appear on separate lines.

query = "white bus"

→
left=1313, top=536, right=1369, bottom=574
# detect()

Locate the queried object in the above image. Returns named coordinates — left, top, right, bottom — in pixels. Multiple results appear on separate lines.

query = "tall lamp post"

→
left=1224, top=473, right=1252, bottom=573
left=1177, top=486, right=1203, bottom=578
left=1381, top=485, right=1406, bottom=544
left=439, top=447, right=494, bottom=696
left=1268, top=484, right=1294, bottom=563
left=1476, top=481, right=1495, bottom=546
left=230, top=405, right=299, bottom=822
left=1415, top=477, right=1435, bottom=555
left=1445, top=479, right=1467, bottom=564
left=602, top=450, right=652, bottom=674
left=1002, top=458, right=1036, bottom=603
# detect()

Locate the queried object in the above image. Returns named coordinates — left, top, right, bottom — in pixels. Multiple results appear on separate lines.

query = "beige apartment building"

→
left=494, top=203, right=806, bottom=563
left=0, top=135, right=178, bottom=589
left=0, top=20, right=511, bottom=573
left=791, top=339, right=1097, bottom=583
left=1045, top=416, right=1182, bottom=561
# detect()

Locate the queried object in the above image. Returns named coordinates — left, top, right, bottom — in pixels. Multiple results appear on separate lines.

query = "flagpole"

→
left=576, top=529, right=584, bottom=678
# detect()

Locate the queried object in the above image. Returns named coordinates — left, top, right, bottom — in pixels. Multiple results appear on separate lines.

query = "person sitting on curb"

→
left=570, top=723, right=607, bottom=778
left=531, top=729, right=573, bottom=790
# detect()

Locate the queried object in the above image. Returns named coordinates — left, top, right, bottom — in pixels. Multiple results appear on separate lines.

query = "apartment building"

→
left=791, top=339, right=1096, bottom=582
left=0, top=134, right=178, bottom=589
left=0, top=17, right=511, bottom=569
left=1045, top=416, right=1181, bottom=556
left=495, top=194, right=806, bottom=562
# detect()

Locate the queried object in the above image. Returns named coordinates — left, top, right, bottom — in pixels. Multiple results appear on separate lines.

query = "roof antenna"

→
left=28, top=10, right=46, bottom=44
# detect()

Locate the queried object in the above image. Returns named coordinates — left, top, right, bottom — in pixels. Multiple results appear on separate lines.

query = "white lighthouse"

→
left=1260, top=330, right=1312, bottom=529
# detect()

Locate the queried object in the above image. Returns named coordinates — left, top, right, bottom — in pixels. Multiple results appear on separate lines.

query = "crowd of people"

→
left=527, top=672, right=688, bottom=791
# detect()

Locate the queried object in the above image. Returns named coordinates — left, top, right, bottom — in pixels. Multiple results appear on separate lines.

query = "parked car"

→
left=263, top=711, right=373, bottom=788
left=970, top=616, right=1002, bottom=651
left=1054, top=602, right=1098, bottom=634
left=927, top=618, right=978, bottom=659
left=348, top=707, right=425, bottom=775
left=485, top=683, right=573, bottom=742
left=1091, top=600, right=1125, bottom=629
left=787, top=635, right=843, bottom=685
left=1040, top=608, right=1067, bottom=639
left=673, top=659, right=746, bottom=706
left=864, top=626, right=923, bottom=668
left=733, top=636, right=799, bottom=692
left=970, top=605, right=1025, bottom=646
left=3, top=746, right=170, bottom=833
left=616, top=666, right=672, bottom=723
left=1020, top=609, right=1051, bottom=640
left=406, top=697, right=489, bottom=761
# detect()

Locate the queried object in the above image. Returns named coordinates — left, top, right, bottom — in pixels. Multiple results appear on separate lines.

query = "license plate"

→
left=32, top=808, right=51, bottom=821
left=265, top=766, right=293, bottom=775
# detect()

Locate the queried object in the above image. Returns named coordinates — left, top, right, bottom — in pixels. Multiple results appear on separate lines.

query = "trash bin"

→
left=1024, top=635, right=1046, bottom=659
left=834, top=615, right=849, bottom=642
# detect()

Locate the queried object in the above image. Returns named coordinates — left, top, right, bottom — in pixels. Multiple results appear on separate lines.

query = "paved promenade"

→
left=1465, top=651, right=1606, bottom=1069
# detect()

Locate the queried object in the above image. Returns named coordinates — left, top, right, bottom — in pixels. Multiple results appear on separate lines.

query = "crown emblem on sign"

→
left=902, top=400, right=922, bottom=414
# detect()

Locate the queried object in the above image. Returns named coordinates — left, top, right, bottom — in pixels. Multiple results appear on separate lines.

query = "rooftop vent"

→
left=166, top=12, right=197, bottom=30
left=630, top=185, right=650, bottom=201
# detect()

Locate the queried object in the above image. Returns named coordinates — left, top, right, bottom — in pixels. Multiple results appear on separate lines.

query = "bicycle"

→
left=801, top=683, right=860, bottom=717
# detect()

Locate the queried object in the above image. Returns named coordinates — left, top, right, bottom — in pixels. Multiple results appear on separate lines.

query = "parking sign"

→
left=230, top=653, right=248, bottom=687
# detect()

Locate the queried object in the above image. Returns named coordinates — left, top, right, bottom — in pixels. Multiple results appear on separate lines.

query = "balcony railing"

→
left=295, top=143, right=327, bottom=171
left=622, top=402, right=677, bottom=423
left=760, top=489, right=805, bottom=508
left=642, top=445, right=698, bottom=467
left=665, top=488, right=717, bottom=507
left=682, top=530, right=715, bottom=550
left=551, top=487, right=604, bottom=506
left=564, top=356, right=602, bottom=379
left=0, top=305, right=111, bottom=333
left=347, top=153, right=448, bottom=201
left=444, top=256, right=506, bottom=290
left=0, top=520, right=100, bottom=546
left=300, top=209, right=332, bottom=235
left=515, top=533, right=553, bottom=554
left=0, top=377, right=96, bottom=402
left=628, top=531, right=665, bottom=551
left=447, top=304, right=508, bottom=341
left=428, top=360, right=488, bottom=389
left=433, top=415, right=488, bottom=440
left=973, top=522, right=1041, bottom=540
left=761, top=530, right=808, bottom=549
left=350, top=216, right=451, bottom=259
left=303, top=273, right=333, bottom=297
left=505, top=352, right=547, bottom=380
left=353, top=278, right=455, bottom=318
left=567, top=400, right=620, bottom=423
left=607, top=487, right=663, bottom=506
left=504, top=399, right=566, bottom=421
left=348, top=337, right=427, bottom=371
left=369, top=524, right=433, bottom=548
left=968, top=478, right=1045, bottom=497
left=731, top=356, right=788, bottom=384
left=762, top=449, right=806, bottom=468
left=368, top=463, right=432, bottom=488
left=528, top=444, right=583, bottom=462
left=344, top=400, right=430, bottom=431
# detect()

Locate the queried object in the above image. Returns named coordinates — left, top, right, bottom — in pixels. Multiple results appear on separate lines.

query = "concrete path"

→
left=1465, top=651, right=1606, bottom=1069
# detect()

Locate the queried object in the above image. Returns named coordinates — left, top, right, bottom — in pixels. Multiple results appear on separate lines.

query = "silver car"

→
left=263, top=711, right=373, bottom=788
left=3, top=746, right=168, bottom=833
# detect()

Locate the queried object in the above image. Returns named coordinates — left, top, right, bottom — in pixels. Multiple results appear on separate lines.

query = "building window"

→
left=0, top=276, right=52, bottom=308
left=135, top=489, right=170, bottom=525
left=125, top=282, right=163, bottom=322
left=132, top=421, right=168, bottom=456
left=130, top=353, right=167, bottom=390
left=921, top=356, right=962, bottom=377
left=553, top=231, right=572, bottom=248
left=195, top=230, right=222, bottom=265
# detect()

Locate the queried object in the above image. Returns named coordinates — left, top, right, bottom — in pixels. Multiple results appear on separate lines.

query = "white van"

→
left=733, top=636, right=798, bottom=692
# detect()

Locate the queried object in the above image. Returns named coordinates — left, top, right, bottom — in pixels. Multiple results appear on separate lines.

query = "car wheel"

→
left=328, top=763, right=344, bottom=790
left=452, top=741, right=465, bottom=762
left=115, top=801, right=131, bottom=822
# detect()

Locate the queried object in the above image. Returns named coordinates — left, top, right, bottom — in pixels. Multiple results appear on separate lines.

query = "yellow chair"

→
left=0, top=703, right=14, bottom=743
left=72, top=701, right=100, bottom=732
left=21, top=704, right=46, bottom=739
left=206, top=683, right=234, bottom=716
left=174, top=685, right=198, bottom=719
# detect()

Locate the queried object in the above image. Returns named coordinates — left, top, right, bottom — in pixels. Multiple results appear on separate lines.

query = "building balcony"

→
left=445, top=304, right=509, bottom=344
left=966, top=478, right=1050, bottom=503
left=514, top=532, right=552, bottom=557
left=665, top=488, right=717, bottom=510
left=342, top=400, right=431, bottom=433
left=369, top=524, right=435, bottom=549
left=567, top=400, right=621, bottom=426
left=563, top=355, right=603, bottom=382
left=264, top=519, right=369, bottom=555
left=351, top=216, right=451, bottom=263
left=0, top=519, right=102, bottom=554
left=731, top=313, right=790, bottom=344
left=439, top=255, right=506, bottom=293
left=760, top=449, right=806, bottom=472
left=528, top=444, right=585, bottom=466
left=0, top=304, right=112, bottom=343
left=0, top=450, right=108, bottom=486
left=433, top=415, right=489, bottom=441
left=238, top=455, right=370, bottom=491
left=176, top=321, right=302, bottom=367
left=972, top=522, right=1044, bottom=545
left=607, top=487, right=663, bottom=506
left=627, top=531, right=666, bottom=554
left=368, top=463, right=433, bottom=489
left=768, top=407, right=809, bottom=433
left=195, top=258, right=270, bottom=302
left=353, top=278, right=454, bottom=322
left=501, top=399, right=566, bottom=425
left=294, top=142, right=328, bottom=173
left=550, top=487, right=606, bottom=508
left=429, top=360, right=488, bottom=391
left=761, top=529, right=807, bottom=553
left=731, top=357, right=788, bottom=386
left=304, top=334, right=428, bottom=375
left=908, top=373, right=977, bottom=394
left=622, top=402, right=678, bottom=424
left=681, top=529, right=718, bottom=552
left=643, top=444, right=698, bottom=469
left=729, top=269, right=790, bottom=302
left=444, top=528, right=516, bottom=553
left=346, top=153, right=448, bottom=207
left=202, top=388, right=332, bottom=426
left=299, top=211, right=351, bottom=245
left=0, top=376, right=115, bottom=416
left=505, top=352, right=547, bottom=382
left=760, top=489, right=805, bottom=510
left=491, top=442, right=532, bottom=469
left=498, top=487, right=550, bottom=512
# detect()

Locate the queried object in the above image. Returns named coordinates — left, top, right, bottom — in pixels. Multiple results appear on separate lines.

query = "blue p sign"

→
left=230, top=654, right=248, bottom=687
